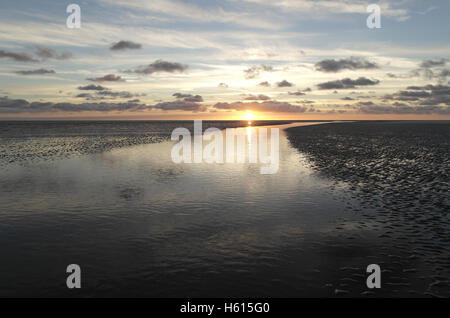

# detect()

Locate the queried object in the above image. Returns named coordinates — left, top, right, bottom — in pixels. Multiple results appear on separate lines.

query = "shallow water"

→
left=0, top=121, right=446, bottom=297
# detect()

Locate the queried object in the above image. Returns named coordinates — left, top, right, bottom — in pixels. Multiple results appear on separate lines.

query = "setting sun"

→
left=245, top=110, right=255, bottom=124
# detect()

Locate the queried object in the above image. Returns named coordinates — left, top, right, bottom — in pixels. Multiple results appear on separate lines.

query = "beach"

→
left=286, top=121, right=450, bottom=297
left=0, top=120, right=448, bottom=297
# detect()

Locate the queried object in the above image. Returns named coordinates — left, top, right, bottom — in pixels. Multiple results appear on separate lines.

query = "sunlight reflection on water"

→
left=0, top=122, right=363, bottom=297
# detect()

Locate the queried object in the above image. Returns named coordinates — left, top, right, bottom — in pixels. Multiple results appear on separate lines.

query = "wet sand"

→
left=0, top=120, right=448, bottom=297
left=0, top=120, right=297, bottom=165
left=286, top=121, right=450, bottom=297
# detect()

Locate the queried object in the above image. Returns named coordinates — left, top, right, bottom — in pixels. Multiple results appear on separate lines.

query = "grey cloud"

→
left=405, top=59, right=450, bottom=82
left=218, top=83, right=228, bottom=88
left=359, top=103, right=450, bottom=115
left=398, top=90, right=431, bottom=98
left=173, top=93, right=203, bottom=102
left=276, top=80, right=294, bottom=87
left=97, top=91, right=135, bottom=99
left=357, top=101, right=375, bottom=106
left=88, top=74, right=124, bottom=82
left=315, top=57, right=378, bottom=73
left=317, top=77, right=380, bottom=90
left=258, top=81, right=270, bottom=87
left=406, top=84, right=450, bottom=95
left=110, top=41, right=142, bottom=51
left=214, top=100, right=307, bottom=113
left=0, top=50, right=38, bottom=62
left=243, top=94, right=271, bottom=101
left=386, top=84, right=450, bottom=106
left=75, top=93, right=94, bottom=99
left=33, top=46, right=72, bottom=60
left=15, top=68, right=55, bottom=75
left=127, top=59, right=188, bottom=74
left=78, top=84, right=108, bottom=91
left=420, top=59, right=447, bottom=68
left=288, top=90, right=305, bottom=96
left=0, top=96, right=146, bottom=113
left=76, top=89, right=144, bottom=100
left=153, top=101, right=206, bottom=112
left=244, top=64, right=274, bottom=79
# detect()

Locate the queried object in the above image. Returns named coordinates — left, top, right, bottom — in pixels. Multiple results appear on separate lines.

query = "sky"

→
left=0, top=0, right=449, bottom=120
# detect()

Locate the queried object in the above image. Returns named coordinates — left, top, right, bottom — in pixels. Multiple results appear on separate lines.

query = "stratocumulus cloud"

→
left=315, top=57, right=378, bottom=73
left=87, top=74, right=124, bottom=82
left=78, top=84, right=108, bottom=91
left=317, top=77, right=380, bottom=89
left=110, top=40, right=142, bottom=51
left=244, top=64, right=274, bottom=79
left=213, top=100, right=307, bottom=113
left=384, top=84, right=450, bottom=106
left=127, top=60, right=188, bottom=75
left=15, top=68, right=55, bottom=75
left=243, top=94, right=271, bottom=101
left=0, top=96, right=147, bottom=113
left=33, top=46, right=72, bottom=60
left=358, top=104, right=450, bottom=114
left=276, top=80, right=294, bottom=87
left=0, top=50, right=38, bottom=62
left=172, top=93, right=203, bottom=102
left=153, top=101, right=206, bottom=112
left=258, top=81, right=271, bottom=87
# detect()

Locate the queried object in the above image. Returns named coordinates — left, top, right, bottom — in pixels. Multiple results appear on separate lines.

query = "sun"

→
left=245, top=110, right=255, bottom=124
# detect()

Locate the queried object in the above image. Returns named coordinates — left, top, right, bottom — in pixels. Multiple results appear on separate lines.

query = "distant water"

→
left=0, top=121, right=447, bottom=297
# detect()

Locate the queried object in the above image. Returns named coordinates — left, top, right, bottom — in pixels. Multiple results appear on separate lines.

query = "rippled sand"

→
left=0, top=120, right=448, bottom=297
left=286, top=121, right=450, bottom=297
left=0, top=120, right=292, bottom=165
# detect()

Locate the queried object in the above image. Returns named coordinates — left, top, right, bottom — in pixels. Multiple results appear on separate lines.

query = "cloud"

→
left=384, top=84, right=450, bottom=106
left=358, top=104, right=449, bottom=115
left=406, top=84, right=450, bottom=95
left=110, top=40, right=142, bottom=51
left=15, top=68, right=55, bottom=75
left=315, top=57, right=378, bottom=73
left=0, top=96, right=146, bottom=113
left=76, top=89, right=145, bottom=100
left=87, top=74, right=125, bottom=82
left=153, top=101, right=206, bottom=112
left=127, top=59, right=188, bottom=74
left=244, top=64, right=274, bottom=79
left=78, top=84, right=108, bottom=91
left=405, top=58, right=450, bottom=82
left=75, top=93, right=96, bottom=99
left=297, top=100, right=315, bottom=105
left=218, top=83, right=228, bottom=88
left=243, top=94, right=271, bottom=100
left=97, top=91, right=135, bottom=99
left=151, top=92, right=205, bottom=111
left=288, top=90, right=305, bottom=96
left=33, top=46, right=72, bottom=60
left=0, top=50, right=38, bottom=62
left=173, top=93, right=203, bottom=102
left=213, top=100, right=307, bottom=113
left=258, top=81, right=270, bottom=87
left=0, top=47, right=71, bottom=63
left=276, top=80, right=294, bottom=87
left=317, top=77, right=380, bottom=89
left=398, top=90, right=431, bottom=98
left=238, top=0, right=410, bottom=21
left=420, top=59, right=447, bottom=68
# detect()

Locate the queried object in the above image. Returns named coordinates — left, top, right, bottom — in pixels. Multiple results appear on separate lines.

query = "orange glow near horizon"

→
left=245, top=110, right=255, bottom=125
left=1, top=109, right=450, bottom=121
